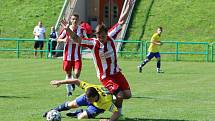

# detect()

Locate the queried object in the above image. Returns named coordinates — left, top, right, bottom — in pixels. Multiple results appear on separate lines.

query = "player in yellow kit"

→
left=43, top=79, right=120, bottom=121
left=138, top=27, right=164, bottom=73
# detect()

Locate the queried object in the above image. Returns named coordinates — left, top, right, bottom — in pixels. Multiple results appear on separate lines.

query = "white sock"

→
left=65, top=76, right=73, bottom=93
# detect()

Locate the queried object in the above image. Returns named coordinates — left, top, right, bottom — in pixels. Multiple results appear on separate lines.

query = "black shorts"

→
left=34, top=41, right=44, bottom=49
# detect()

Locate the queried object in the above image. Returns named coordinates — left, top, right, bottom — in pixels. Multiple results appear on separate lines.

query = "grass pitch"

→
left=0, top=59, right=215, bottom=121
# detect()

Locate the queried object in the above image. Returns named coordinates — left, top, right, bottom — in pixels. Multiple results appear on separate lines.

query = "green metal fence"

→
left=0, top=38, right=49, bottom=58
left=0, top=38, right=214, bottom=62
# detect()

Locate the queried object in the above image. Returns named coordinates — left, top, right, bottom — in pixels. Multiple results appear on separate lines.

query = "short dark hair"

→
left=158, top=26, right=163, bottom=31
left=95, top=24, right=108, bottom=34
left=72, top=14, right=79, bottom=19
left=86, top=87, right=99, bottom=98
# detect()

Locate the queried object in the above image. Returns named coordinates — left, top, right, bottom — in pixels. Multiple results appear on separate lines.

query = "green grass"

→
left=124, top=0, right=215, bottom=52
left=0, top=0, right=63, bottom=38
left=0, top=59, right=215, bottom=121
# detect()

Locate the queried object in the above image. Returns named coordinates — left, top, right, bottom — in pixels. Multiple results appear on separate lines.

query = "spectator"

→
left=48, top=26, right=58, bottom=58
left=33, top=21, right=46, bottom=58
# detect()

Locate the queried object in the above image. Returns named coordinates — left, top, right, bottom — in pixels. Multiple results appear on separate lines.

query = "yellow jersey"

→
left=148, top=33, right=161, bottom=52
left=79, top=81, right=118, bottom=112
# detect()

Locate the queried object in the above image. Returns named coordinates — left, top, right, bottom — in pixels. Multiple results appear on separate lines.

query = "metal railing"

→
left=0, top=38, right=214, bottom=62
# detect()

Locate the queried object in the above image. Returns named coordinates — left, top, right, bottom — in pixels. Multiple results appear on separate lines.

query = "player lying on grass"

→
left=43, top=79, right=120, bottom=121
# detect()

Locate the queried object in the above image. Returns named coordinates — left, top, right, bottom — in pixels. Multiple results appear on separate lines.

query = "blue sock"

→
left=157, top=60, right=161, bottom=69
left=54, top=101, right=70, bottom=112
left=141, top=59, right=149, bottom=67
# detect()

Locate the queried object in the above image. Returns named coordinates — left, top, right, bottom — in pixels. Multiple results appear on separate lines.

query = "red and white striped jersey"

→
left=59, top=26, right=86, bottom=61
left=81, top=23, right=122, bottom=80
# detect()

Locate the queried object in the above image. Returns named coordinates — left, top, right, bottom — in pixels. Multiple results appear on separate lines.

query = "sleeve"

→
left=107, top=23, right=122, bottom=40
left=80, top=38, right=95, bottom=49
left=79, top=81, right=92, bottom=91
left=108, top=103, right=118, bottom=112
left=58, top=29, right=66, bottom=39
left=33, top=26, right=37, bottom=33
left=151, top=33, right=157, bottom=42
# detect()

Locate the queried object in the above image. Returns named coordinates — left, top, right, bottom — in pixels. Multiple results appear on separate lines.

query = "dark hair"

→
left=158, top=26, right=163, bottom=31
left=72, top=14, right=79, bottom=19
left=95, top=24, right=108, bottom=34
left=86, top=87, right=99, bottom=98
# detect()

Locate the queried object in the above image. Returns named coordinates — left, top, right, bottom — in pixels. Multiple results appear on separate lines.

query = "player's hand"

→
left=50, top=80, right=61, bottom=87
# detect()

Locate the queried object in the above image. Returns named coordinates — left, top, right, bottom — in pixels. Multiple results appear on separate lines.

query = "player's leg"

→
left=113, top=72, right=131, bottom=114
left=66, top=95, right=92, bottom=118
left=34, top=41, right=39, bottom=57
left=138, top=52, right=154, bottom=72
left=42, top=100, right=78, bottom=117
left=155, top=52, right=163, bottom=73
left=77, top=105, right=104, bottom=119
left=63, top=61, right=73, bottom=96
left=72, top=60, right=82, bottom=91
left=39, top=41, right=44, bottom=58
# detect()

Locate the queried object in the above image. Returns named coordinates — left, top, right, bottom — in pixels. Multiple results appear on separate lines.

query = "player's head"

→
left=70, top=14, right=79, bottom=26
left=157, top=26, right=163, bottom=35
left=38, top=21, right=43, bottom=27
left=51, top=26, right=55, bottom=32
left=95, top=24, right=108, bottom=43
left=86, top=87, right=99, bottom=103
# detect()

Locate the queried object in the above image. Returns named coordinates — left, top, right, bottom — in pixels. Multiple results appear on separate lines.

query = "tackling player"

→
left=62, top=0, right=135, bottom=115
left=43, top=79, right=120, bottom=121
left=138, top=27, right=164, bottom=73
left=57, top=14, right=88, bottom=96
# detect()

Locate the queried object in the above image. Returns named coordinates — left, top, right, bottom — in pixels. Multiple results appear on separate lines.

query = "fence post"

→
left=145, top=41, right=147, bottom=57
left=46, top=39, right=49, bottom=59
left=176, top=42, right=179, bottom=61
left=140, top=41, right=143, bottom=61
left=16, top=39, right=20, bottom=58
left=206, top=43, right=209, bottom=62
left=211, top=43, right=214, bottom=62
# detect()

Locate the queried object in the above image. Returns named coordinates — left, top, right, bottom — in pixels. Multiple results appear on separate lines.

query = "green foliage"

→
left=0, top=59, right=215, bottom=121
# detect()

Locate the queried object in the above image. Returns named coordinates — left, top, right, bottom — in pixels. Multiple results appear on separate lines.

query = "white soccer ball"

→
left=46, top=110, right=61, bottom=121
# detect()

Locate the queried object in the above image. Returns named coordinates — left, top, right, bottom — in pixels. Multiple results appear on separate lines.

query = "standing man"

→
left=57, top=14, right=87, bottom=96
left=138, top=27, right=163, bottom=73
left=48, top=26, right=58, bottom=58
left=62, top=0, right=134, bottom=115
left=33, top=21, right=46, bottom=58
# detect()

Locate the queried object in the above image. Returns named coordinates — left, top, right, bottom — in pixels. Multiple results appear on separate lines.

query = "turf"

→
left=0, top=59, right=215, bottom=121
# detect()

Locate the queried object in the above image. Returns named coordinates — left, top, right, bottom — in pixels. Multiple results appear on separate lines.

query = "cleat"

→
left=66, top=109, right=83, bottom=118
left=138, top=65, right=142, bottom=73
left=67, top=92, right=73, bottom=97
left=157, top=69, right=164, bottom=73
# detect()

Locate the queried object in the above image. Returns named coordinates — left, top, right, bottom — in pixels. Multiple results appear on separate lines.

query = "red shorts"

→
left=63, top=60, right=82, bottom=72
left=100, top=72, right=130, bottom=94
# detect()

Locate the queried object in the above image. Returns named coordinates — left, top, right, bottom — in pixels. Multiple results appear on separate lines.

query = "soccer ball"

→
left=46, top=110, right=61, bottom=121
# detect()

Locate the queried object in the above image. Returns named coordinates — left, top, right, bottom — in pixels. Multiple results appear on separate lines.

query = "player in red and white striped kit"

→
left=57, top=14, right=87, bottom=96
left=64, top=0, right=134, bottom=115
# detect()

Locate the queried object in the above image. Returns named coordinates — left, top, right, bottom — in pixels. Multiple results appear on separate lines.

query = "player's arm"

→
left=50, top=79, right=81, bottom=87
left=118, top=0, right=134, bottom=25
left=100, top=111, right=120, bottom=121
left=65, top=24, right=82, bottom=44
left=151, top=40, right=163, bottom=46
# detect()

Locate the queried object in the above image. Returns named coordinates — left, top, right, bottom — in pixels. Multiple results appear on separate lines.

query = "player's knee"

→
left=123, top=91, right=132, bottom=99
left=68, top=100, right=78, bottom=108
